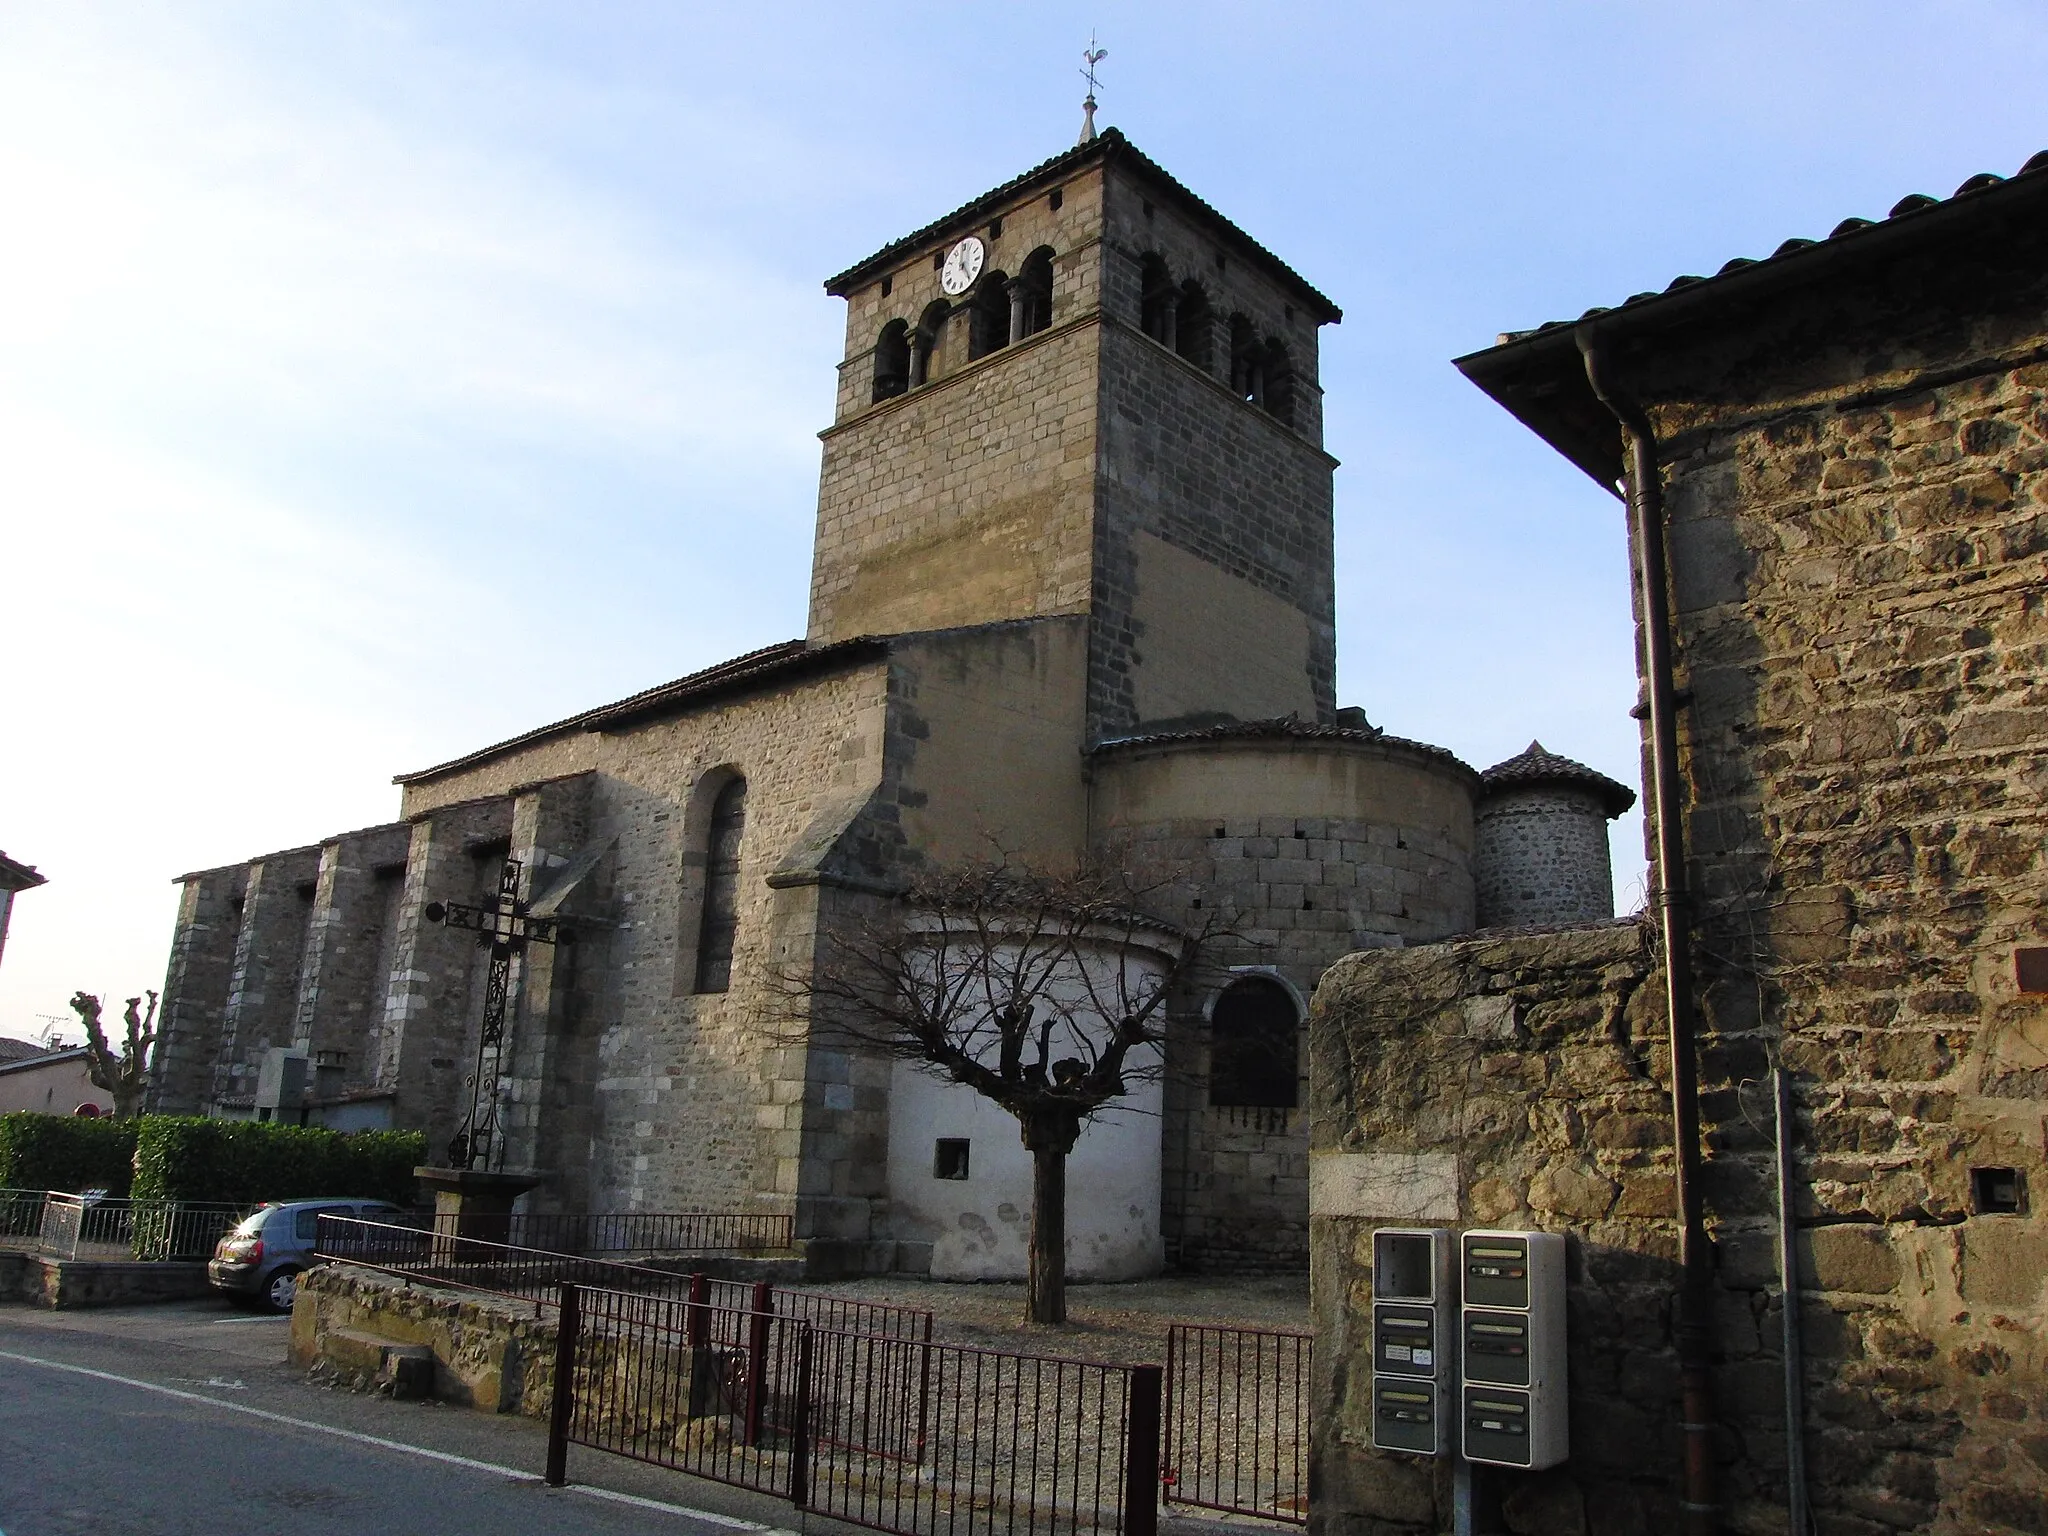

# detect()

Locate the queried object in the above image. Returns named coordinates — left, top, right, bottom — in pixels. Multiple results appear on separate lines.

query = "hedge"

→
left=132, top=1118, right=427, bottom=1208
left=0, top=1113, right=138, bottom=1195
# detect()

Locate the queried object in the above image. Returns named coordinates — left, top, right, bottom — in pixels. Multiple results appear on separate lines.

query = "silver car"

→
left=208, top=1198, right=409, bottom=1312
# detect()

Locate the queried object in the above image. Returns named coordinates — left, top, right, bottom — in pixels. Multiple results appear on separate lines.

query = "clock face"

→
left=940, top=236, right=986, bottom=296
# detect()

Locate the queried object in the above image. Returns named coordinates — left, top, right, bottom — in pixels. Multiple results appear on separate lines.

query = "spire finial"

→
left=1079, top=33, right=1107, bottom=144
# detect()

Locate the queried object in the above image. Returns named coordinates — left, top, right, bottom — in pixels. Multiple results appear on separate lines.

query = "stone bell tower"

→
left=809, top=129, right=1344, bottom=742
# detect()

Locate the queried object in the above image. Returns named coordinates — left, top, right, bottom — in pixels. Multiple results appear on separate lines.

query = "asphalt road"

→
left=0, top=1297, right=810, bottom=1536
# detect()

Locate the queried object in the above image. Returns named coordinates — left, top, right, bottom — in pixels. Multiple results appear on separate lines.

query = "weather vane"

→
left=1079, top=33, right=1107, bottom=144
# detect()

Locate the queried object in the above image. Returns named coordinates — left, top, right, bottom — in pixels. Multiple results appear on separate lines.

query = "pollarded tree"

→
left=783, top=861, right=1219, bottom=1325
left=70, top=990, right=157, bottom=1120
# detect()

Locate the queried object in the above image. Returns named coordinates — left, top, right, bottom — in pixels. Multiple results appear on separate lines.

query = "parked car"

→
left=208, top=1199, right=410, bottom=1312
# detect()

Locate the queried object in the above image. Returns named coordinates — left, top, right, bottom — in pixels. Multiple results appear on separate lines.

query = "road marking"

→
left=0, top=1348, right=788, bottom=1533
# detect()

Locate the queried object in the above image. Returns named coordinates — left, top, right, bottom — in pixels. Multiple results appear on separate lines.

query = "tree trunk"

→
left=1027, top=1140, right=1067, bottom=1325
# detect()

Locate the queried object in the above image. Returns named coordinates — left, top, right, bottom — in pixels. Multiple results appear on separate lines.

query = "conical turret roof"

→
left=1477, top=741, right=1636, bottom=819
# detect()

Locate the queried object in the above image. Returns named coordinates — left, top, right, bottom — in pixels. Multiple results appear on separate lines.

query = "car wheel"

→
left=263, top=1266, right=303, bottom=1314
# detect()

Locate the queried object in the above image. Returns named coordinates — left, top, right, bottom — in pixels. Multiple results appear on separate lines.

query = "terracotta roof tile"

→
left=1478, top=741, right=1636, bottom=818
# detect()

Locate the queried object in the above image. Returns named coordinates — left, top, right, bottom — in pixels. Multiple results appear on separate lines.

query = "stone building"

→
left=1312, top=152, right=2048, bottom=1533
left=151, top=129, right=1620, bottom=1280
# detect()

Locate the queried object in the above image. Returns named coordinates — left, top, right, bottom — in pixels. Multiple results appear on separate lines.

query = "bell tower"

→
left=810, top=130, right=1343, bottom=741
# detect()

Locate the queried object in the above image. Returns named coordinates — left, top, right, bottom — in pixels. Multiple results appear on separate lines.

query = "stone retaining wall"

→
left=291, top=1263, right=559, bottom=1417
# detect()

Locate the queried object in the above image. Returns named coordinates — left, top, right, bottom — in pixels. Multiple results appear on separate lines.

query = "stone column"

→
left=1007, top=280, right=1028, bottom=347
left=375, top=797, right=514, bottom=1145
left=212, top=848, right=322, bottom=1114
left=150, top=864, right=249, bottom=1114
left=1159, top=289, right=1179, bottom=351
left=292, top=823, right=412, bottom=1115
left=908, top=327, right=933, bottom=388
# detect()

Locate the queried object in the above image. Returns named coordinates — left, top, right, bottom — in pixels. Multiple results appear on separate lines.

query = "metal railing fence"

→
left=34, top=1192, right=250, bottom=1262
left=315, top=1216, right=698, bottom=1312
left=545, top=1281, right=1161, bottom=1536
left=502, top=1210, right=793, bottom=1255
left=0, top=1188, right=48, bottom=1249
left=1161, top=1323, right=1311, bottom=1526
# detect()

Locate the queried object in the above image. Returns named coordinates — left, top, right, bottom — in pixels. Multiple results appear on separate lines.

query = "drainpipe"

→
left=1576, top=332, right=1720, bottom=1536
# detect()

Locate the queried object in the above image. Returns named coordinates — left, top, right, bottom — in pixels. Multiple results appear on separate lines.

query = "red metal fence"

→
left=1162, top=1323, right=1312, bottom=1526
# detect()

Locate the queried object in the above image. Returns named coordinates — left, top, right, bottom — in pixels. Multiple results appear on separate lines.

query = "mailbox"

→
left=1458, top=1229, right=1566, bottom=1469
left=1369, top=1227, right=1453, bottom=1456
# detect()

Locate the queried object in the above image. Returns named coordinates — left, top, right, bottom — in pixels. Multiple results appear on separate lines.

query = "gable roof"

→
left=1456, top=149, right=2048, bottom=488
left=823, top=128, right=1341, bottom=324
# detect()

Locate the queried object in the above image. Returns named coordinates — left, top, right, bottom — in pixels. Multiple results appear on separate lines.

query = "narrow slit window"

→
left=694, top=776, right=747, bottom=993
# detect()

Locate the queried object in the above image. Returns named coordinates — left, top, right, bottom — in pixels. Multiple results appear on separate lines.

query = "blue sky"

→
left=5, top=2, right=2046, bottom=1040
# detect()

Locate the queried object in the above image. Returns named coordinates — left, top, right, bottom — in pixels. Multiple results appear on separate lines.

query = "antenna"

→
left=1079, top=33, right=1108, bottom=144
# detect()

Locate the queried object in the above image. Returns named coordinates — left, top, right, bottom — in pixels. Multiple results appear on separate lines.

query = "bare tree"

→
left=783, top=861, right=1218, bottom=1325
left=70, top=990, right=157, bottom=1119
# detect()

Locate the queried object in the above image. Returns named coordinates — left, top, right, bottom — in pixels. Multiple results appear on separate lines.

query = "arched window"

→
left=1139, top=253, right=1175, bottom=345
left=1228, top=314, right=1263, bottom=405
left=968, top=273, right=1011, bottom=360
left=1175, top=280, right=1213, bottom=373
left=1261, top=338, right=1296, bottom=428
left=872, top=320, right=910, bottom=403
left=1208, top=975, right=1299, bottom=1108
left=694, top=776, right=747, bottom=994
left=911, top=301, right=948, bottom=387
left=1016, top=247, right=1055, bottom=338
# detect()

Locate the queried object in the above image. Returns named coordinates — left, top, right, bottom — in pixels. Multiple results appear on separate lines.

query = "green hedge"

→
left=0, top=1113, right=138, bottom=1195
left=132, top=1118, right=426, bottom=1208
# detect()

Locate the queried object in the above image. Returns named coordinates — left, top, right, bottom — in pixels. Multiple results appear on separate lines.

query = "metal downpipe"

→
left=1577, top=332, right=1720, bottom=1536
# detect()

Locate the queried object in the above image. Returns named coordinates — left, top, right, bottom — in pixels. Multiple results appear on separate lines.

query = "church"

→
left=149, top=127, right=1629, bottom=1279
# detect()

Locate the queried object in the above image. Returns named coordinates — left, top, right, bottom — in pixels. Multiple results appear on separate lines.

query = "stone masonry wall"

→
left=150, top=864, right=246, bottom=1113
left=1606, top=216, right=2048, bottom=1535
left=1474, top=788, right=1616, bottom=930
left=1112, top=808, right=1473, bottom=1273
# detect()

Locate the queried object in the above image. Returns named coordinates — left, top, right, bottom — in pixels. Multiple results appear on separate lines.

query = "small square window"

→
left=988, top=216, right=1003, bottom=239
left=1972, top=1166, right=2025, bottom=1215
left=2016, top=947, right=2048, bottom=994
left=1048, top=188, right=1063, bottom=212
left=934, top=1139, right=970, bottom=1181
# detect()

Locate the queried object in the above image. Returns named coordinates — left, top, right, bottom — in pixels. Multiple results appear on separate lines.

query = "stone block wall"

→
left=211, top=846, right=321, bottom=1110
left=1097, top=736, right=1479, bottom=1272
left=1474, top=787, right=1616, bottom=930
left=150, top=863, right=246, bottom=1113
left=1310, top=918, right=2047, bottom=1536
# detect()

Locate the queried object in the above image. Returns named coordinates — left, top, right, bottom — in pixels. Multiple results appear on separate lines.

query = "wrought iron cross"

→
left=424, top=859, right=570, bottom=1171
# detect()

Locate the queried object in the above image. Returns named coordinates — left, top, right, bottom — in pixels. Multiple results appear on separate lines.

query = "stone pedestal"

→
left=414, top=1166, right=545, bottom=1255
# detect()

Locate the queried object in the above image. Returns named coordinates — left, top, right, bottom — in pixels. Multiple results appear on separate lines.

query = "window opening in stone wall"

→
left=1972, top=1166, right=2025, bottom=1214
left=1048, top=187, right=1063, bottom=211
left=967, top=271, right=1011, bottom=360
left=1139, top=252, right=1174, bottom=345
left=988, top=216, right=1003, bottom=239
left=694, top=776, right=747, bottom=994
left=1176, top=281, right=1213, bottom=373
left=1209, top=975, right=1299, bottom=1109
left=934, top=1138, right=970, bottom=1180
left=1262, top=338, right=1297, bottom=428
left=872, top=319, right=910, bottom=403
left=911, top=301, right=947, bottom=388
left=1016, top=246, right=1055, bottom=338
left=881, top=275, right=892, bottom=297
left=1229, top=314, right=1263, bottom=406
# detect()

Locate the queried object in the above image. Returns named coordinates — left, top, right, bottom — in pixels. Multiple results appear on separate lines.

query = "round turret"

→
left=1474, top=742, right=1636, bottom=928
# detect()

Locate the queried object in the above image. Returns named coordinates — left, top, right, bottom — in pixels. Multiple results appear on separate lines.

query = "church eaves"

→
left=390, top=636, right=888, bottom=787
left=1457, top=148, right=2048, bottom=489
left=822, top=128, right=1342, bottom=325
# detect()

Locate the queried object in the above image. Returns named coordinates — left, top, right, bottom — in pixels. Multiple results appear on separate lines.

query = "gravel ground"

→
left=784, top=1272, right=1310, bottom=1363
